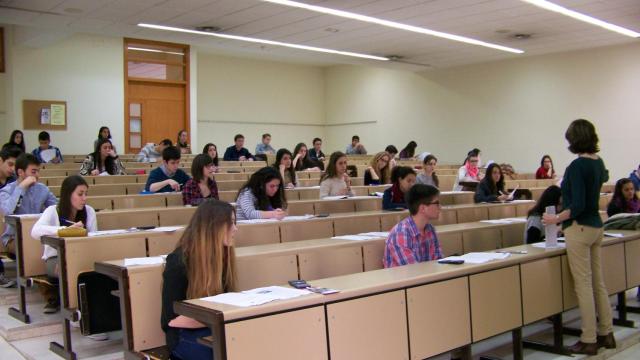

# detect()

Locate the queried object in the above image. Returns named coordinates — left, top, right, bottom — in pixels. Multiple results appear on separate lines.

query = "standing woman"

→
left=398, top=141, right=417, bottom=160
left=79, top=138, right=125, bottom=176
left=182, top=154, right=219, bottom=206
left=383, top=166, right=417, bottom=210
left=319, top=152, right=354, bottom=198
left=273, top=148, right=297, bottom=189
left=606, top=178, right=639, bottom=217
left=176, top=130, right=191, bottom=154
left=364, top=152, right=391, bottom=186
left=202, top=143, right=219, bottom=173
left=3, top=130, right=26, bottom=153
left=31, top=176, right=97, bottom=313
left=161, top=200, right=237, bottom=360
left=94, top=126, right=114, bottom=153
left=235, top=167, right=288, bottom=220
left=292, top=143, right=320, bottom=171
left=543, top=119, right=614, bottom=354
left=416, top=154, right=439, bottom=188
left=536, top=155, right=556, bottom=179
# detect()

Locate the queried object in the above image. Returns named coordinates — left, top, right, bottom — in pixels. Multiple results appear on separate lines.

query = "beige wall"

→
left=5, top=31, right=124, bottom=155
left=197, top=53, right=325, bottom=154
left=324, top=43, right=640, bottom=181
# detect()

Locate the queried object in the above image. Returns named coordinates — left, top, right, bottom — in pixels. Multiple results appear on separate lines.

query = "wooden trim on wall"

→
left=0, top=27, right=5, bottom=73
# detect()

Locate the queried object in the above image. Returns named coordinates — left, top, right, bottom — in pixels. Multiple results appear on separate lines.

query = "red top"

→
left=535, top=166, right=554, bottom=179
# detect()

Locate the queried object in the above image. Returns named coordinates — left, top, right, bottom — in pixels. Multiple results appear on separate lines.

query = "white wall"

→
left=324, top=43, right=640, bottom=180
left=196, top=52, right=325, bottom=154
left=6, top=31, right=124, bottom=155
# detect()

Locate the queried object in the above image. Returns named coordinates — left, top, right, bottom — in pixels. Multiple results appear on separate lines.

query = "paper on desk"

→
left=480, top=218, right=526, bottom=225
left=532, top=242, right=566, bottom=249
left=358, top=232, right=390, bottom=237
left=124, top=256, right=165, bottom=266
left=88, top=229, right=131, bottom=237
left=332, top=235, right=375, bottom=241
left=39, top=149, right=57, bottom=163
left=374, top=192, right=384, bottom=197
left=237, top=219, right=278, bottom=224
left=322, top=196, right=349, bottom=200
left=98, top=171, right=110, bottom=176
left=604, top=232, right=624, bottom=238
left=147, top=226, right=184, bottom=233
left=502, top=218, right=527, bottom=223
left=443, top=252, right=510, bottom=264
left=202, top=286, right=311, bottom=307
left=283, top=215, right=315, bottom=221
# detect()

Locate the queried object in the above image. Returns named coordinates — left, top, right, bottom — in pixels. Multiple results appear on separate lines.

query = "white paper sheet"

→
left=604, top=232, right=624, bottom=238
left=237, top=219, right=278, bottom=224
left=358, top=232, right=390, bottom=237
left=532, top=242, right=566, bottom=249
left=147, top=226, right=185, bottom=233
left=39, top=149, right=57, bottom=163
left=331, top=235, right=375, bottom=241
left=88, top=229, right=131, bottom=237
left=124, top=256, right=165, bottom=266
left=202, top=286, right=311, bottom=307
left=282, top=215, right=315, bottom=221
left=442, top=252, right=510, bottom=264
left=322, top=196, right=349, bottom=200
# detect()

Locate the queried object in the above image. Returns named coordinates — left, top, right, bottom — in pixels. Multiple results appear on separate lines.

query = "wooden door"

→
left=129, top=82, right=185, bottom=147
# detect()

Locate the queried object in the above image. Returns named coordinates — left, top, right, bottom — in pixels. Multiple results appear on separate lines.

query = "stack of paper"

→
left=442, top=252, right=510, bottom=264
left=124, top=256, right=165, bottom=266
left=201, top=286, right=311, bottom=307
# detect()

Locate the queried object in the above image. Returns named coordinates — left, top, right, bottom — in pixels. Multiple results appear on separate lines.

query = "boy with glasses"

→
left=383, top=184, right=443, bottom=268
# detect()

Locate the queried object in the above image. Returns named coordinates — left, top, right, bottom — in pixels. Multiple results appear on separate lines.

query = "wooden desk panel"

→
left=236, top=254, right=298, bottom=291
left=516, top=202, right=535, bottom=217
left=488, top=205, right=516, bottom=220
left=97, top=210, right=159, bottom=230
left=287, top=202, right=315, bottom=216
left=363, top=242, right=385, bottom=271
left=147, top=231, right=183, bottom=257
left=165, top=194, right=183, bottom=207
left=235, top=224, right=280, bottom=247
left=129, top=265, right=166, bottom=352
left=86, top=197, right=113, bottom=211
left=407, top=277, right=471, bottom=359
left=299, top=246, right=363, bottom=281
left=561, top=255, right=578, bottom=311
left=601, top=243, right=626, bottom=295
left=462, top=228, right=500, bottom=253
left=125, top=183, right=145, bottom=194
left=521, top=257, right=563, bottom=324
left=328, top=290, right=408, bottom=360
left=625, top=239, right=640, bottom=288
left=380, top=212, right=406, bottom=231
left=470, top=266, right=522, bottom=342
left=439, top=232, right=463, bottom=256
left=355, top=198, right=382, bottom=212
left=457, top=207, right=488, bottom=223
left=315, top=200, right=356, bottom=214
left=280, top=219, right=333, bottom=243
left=225, top=306, right=327, bottom=360
left=333, top=215, right=380, bottom=236
left=431, top=208, right=457, bottom=226
left=114, top=195, right=166, bottom=210
left=500, top=223, right=525, bottom=248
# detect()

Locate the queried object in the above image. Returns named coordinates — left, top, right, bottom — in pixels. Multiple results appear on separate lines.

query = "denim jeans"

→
left=172, top=328, right=213, bottom=360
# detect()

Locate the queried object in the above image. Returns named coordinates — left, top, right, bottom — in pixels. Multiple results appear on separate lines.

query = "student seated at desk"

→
left=309, top=137, right=325, bottom=162
left=145, top=146, right=191, bottom=193
left=607, top=178, right=639, bottom=217
left=383, top=166, right=416, bottom=210
left=136, top=139, right=172, bottom=163
left=273, top=148, right=297, bottom=189
left=32, top=131, right=63, bottom=164
left=525, top=185, right=561, bottom=244
left=345, top=135, right=367, bottom=155
left=0, top=147, right=19, bottom=190
left=182, top=154, right=219, bottom=206
left=384, top=184, right=443, bottom=268
left=202, top=143, right=219, bottom=173
left=2, top=130, right=25, bottom=153
left=385, top=145, right=398, bottom=169
left=364, top=151, right=391, bottom=186
left=293, top=143, right=320, bottom=172
left=0, top=154, right=57, bottom=288
left=416, top=154, right=439, bottom=188
left=94, top=126, right=115, bottom=154
left=162, top=200, right=237, bottom=360
left=398, top=141, right=417, bottom=160
left=236, top=167, right=287, bottom=220
left=79, top=139, right=125, bottom=176
left=453, top=151, right=483, bottom=191
left=31, top=176, right=98, bottom=314
left=223, top=134, right=254, bottom=161
left=319, top=151, right=354, bottom=198
left=255, top=133, right=276, bottom=156
left=536, top=155, right=556, bottom=179
left=176, top=130, right=191, bottom=155
left=474, top=163, right=509, bottom=203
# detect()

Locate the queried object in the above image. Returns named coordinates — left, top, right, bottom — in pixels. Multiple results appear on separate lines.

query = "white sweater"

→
left=31, top=205, right=98, bottom=260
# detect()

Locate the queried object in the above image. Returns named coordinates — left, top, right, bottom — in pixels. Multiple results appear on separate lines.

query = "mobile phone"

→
left=288, top=280, right=309, bottom=289
left=438, top=259, right=465, bottom=265
left=136, top=225, right=156, bottom=230
left=315, top=213, right=330, bottom=218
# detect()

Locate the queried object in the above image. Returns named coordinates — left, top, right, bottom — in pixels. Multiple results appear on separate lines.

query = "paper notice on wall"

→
left=50, top=104, right=66, bottom=125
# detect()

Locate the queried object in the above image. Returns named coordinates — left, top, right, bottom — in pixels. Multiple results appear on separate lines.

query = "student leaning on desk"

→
left=162, top=200, right=237, bottom=360
left=144, top=146, right=191, bottom=194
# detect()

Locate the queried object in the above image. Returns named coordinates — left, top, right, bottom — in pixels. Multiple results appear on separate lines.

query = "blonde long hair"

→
left=369, top=152, right=391, bottom=184
left=178, top=199, right=237, bottom=299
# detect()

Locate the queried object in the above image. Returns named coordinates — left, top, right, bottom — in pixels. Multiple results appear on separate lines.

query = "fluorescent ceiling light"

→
left=137, top=23, right=388, bottom=61
left=263, top=0, right=524, bottom=54
left=127, top=46, right=184, bottom=55
left=522, top=0, right=640, bottom=38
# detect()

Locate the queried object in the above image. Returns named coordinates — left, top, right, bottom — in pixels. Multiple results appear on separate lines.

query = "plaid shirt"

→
left=383, top=216, right=442, bottom=268
left=181, top=178, right=219, bottom=206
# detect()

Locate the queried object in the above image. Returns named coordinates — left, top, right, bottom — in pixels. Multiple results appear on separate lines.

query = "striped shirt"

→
left=236, top=188, right=267, bottom=220
left=383, top=216, right=442, bottom=268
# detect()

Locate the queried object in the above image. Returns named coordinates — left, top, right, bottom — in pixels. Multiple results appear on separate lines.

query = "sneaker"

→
left=87, top=333, right=109, bottom=341
left=0, top=273, right=16, bottom=288
left=43, top=298, right=60, bottom=314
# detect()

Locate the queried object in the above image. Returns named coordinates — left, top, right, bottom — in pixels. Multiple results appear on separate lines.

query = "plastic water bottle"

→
left=545, top=205, right=558, bottom=248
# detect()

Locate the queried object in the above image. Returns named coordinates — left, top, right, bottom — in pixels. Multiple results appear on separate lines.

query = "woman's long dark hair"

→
left=293, top=142, right=312, bottom=171
left=401, top=141, right=417, bottom=158
left=423, top=154, right=439, bottom=187
left=202, top=143, right=219, bottom=166
left=238, top=167, right=287, bottom=210
left=191, top=154, right=213, bottom=183
left=482, top=163, right=505, bottom=195
left=320, top=151, right=346, bottom=183
left=612, top=178, right=638, bottom=211
left=462, top=148, right=480, bottom=165
left=528, top=185, right=562, bottom=217
left=6, top=130, right=26, bottom=153
left=58, top=175, right=88, bottom=225
left=540, top=155, right=555, bottom=176
left=97, top=126, right=111, bottom=140
left=274, top=148, right=296, bottom=186
left=91, top=138, right=117, bottom=175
